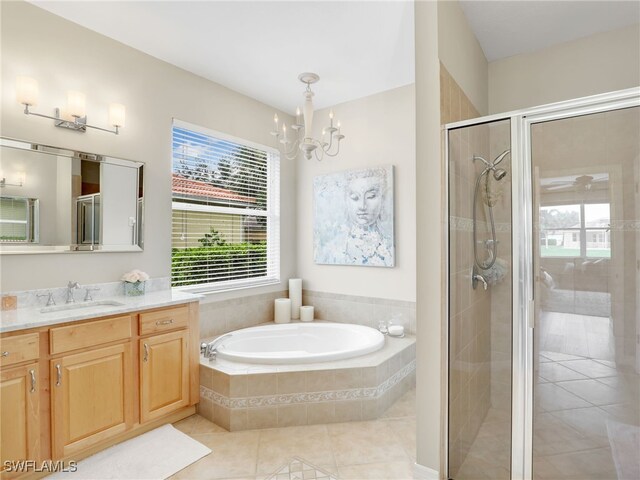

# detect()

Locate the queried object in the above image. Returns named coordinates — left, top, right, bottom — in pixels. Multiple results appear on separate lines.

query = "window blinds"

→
left=171, top=121, right=280, bottom=291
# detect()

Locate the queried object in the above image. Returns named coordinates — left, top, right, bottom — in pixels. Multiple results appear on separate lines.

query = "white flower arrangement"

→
left=121, top=269, right=150, bottom=283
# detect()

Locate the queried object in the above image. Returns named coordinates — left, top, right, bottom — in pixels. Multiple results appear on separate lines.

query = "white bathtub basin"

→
left=215, top=323, right=385, bottom=364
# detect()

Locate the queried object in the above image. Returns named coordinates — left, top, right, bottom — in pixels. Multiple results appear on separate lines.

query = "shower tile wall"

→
left=444, top=64, right=502, bottom=478
left=489, top=122, right=513, bottom=414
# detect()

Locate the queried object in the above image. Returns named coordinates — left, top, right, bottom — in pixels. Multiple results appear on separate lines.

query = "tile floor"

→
left=455, top=311, right=640, bottom=480
left=170, top=388, right=417, bottom=480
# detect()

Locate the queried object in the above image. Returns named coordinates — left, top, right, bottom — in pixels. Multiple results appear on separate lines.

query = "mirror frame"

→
left=0, top=137, right=145, bottom=254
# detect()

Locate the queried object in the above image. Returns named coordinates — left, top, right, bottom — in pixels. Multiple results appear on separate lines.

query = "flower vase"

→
left=124, top=281, right=146, bottom=297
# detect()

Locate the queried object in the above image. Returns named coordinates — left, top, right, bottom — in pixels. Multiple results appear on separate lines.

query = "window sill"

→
left=172, top=278, right=281, bottom=297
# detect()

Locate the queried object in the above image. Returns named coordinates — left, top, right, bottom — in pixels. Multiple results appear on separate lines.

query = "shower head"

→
left=493, top=168, right=507, bottom=181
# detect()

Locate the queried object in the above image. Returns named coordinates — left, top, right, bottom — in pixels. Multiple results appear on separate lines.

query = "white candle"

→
left=288, top=278, right=302, bottom=319
left=274, top=298, right=291, bottom=324
left=300, top=306, right=314, bottom=322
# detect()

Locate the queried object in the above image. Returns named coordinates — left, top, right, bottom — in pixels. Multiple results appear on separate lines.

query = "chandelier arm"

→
left=323, top=142, right=341, bottom=157
left=313, top=148, right=324, bottom=161
left=323, top=132, right=334, bottom=151
left=286, top=139, right=300, bottom=156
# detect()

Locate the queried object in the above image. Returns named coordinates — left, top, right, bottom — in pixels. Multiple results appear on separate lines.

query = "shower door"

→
left=447, top=119, right=513, bottom=479
left=529, top=106, right=640, bottom=480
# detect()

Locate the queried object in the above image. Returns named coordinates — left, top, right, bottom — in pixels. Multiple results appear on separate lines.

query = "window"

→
left=171, top=120, right=280, bottom=291
left=539, top=203, right=610, bottom=258
left=0, top=196, right=38, bottom=243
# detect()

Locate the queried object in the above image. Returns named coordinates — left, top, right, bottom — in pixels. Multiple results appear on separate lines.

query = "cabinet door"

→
left=1, top=364, right=39, bottom=474
left=51, top=343, right=133, bottom=459
left=140, top=330, right=189, bottom=423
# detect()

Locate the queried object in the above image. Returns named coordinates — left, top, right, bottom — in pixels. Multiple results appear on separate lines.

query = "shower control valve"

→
left=472, top=273, right=488, bottom=291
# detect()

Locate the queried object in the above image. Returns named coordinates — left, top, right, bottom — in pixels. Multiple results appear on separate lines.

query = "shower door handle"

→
left=527, top=299, right=535, bottom=329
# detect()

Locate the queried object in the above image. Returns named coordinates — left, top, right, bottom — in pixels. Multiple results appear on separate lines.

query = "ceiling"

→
left=28, top=1, right=639, bottom=112
left=459, top=0, right=640, bottom=62
left=30, top=1, right=415, bottom=114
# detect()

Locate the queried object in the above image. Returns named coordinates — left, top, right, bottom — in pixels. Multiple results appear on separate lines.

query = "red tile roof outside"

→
left=172, top=174, right=256, bottom=204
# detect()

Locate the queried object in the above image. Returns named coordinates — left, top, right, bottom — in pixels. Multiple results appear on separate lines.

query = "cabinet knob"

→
left=1, top=351, right=9, bottom=357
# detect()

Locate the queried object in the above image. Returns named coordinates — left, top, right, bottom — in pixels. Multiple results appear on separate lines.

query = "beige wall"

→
left=489, top=24, right=640, bottom=114
left=438, top=0, right=489, bottom=116
left=415, top=0, right=443, bottom=473
left=296, top=85, right=416, bottom=302
left=0, top=1, right=296, bottom=299
left=415, top=1, right=491, bottom=473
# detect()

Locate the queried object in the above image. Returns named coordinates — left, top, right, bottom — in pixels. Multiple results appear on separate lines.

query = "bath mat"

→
left=47, top=424, right=211, bottom=480
left=606, top=419, right=640, bottom=480
left=265, top=456, right=338, bottom=480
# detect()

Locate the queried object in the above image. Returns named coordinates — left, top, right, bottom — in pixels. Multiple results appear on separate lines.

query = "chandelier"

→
left=271, top=73, right=345, bottom=161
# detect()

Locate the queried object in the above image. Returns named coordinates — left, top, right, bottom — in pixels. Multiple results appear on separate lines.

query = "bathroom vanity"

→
left=0, top=295, right=200, bottom=478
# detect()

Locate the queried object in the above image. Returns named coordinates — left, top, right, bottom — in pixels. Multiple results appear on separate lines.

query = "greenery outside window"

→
left=539, top=203, right=610, bottom=258
left=171, top=120, right=280, bottom=291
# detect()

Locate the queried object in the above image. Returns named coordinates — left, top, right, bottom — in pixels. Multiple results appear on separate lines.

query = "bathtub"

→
left=214, top=322, right=385, bottom=364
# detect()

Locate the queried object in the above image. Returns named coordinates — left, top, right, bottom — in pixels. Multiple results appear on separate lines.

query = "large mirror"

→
left=0, top=138, right=144, bottom=253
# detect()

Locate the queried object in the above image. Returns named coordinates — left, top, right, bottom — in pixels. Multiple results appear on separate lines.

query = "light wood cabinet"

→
left=0, top=363, right=40, bottom=475
left=140, top=330, right=189, bottom=423
left=0, top=301, right=199, bottom=477
left=50, top=343, right=134, bottom=458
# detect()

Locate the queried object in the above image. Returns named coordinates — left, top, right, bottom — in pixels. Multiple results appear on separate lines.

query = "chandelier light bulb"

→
left=270, top=73, right=345, bottom=161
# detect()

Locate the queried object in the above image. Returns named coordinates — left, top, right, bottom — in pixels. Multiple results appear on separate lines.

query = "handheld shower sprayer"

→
left=471, top=149, right=510, bottom=288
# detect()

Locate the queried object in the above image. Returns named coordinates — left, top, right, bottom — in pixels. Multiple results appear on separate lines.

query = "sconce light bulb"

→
left=329, top=109, right=334, bottom=120
left=16, top=76, right=39, bottom=106
left=109, top=103, right=126, bottom=128
left=274, top=113, right=279, bottom=124
left=67, top=90, right=86, bottom=118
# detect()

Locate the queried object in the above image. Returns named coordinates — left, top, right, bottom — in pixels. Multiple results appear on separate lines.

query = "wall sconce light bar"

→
left=0, top=178, right=24, bottom=188
left=16, top=77, right=124, bottom=135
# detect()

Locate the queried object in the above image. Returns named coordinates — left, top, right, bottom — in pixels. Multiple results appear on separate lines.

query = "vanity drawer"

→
left=50, top=315, right=132, bottom=355
left=0, top=332, right=39, bottom=367
left=139, top=306, right=189, bottom=336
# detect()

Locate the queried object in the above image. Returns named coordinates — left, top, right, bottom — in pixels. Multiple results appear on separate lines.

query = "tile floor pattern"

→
left=455, top=311, right=640, bottom=480
left=265, top=457, right=337, bottom=480
left=170, top=388, right=416, bottom=480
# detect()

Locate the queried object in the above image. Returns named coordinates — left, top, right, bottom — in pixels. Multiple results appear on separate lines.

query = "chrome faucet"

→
left=66, top=281, right=81, bottom=303
left=200, top=334, right=233, bottom=362
left=84, top=286, right=100, bottom=302
left=37, top=291, right=56, bottom=306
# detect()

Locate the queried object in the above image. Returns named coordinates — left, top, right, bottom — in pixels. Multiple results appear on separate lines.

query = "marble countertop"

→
left=0, top=289, right=203, bottom=334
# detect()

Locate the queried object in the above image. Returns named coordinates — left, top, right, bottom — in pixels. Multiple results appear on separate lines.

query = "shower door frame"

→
left=443, top=86, right=640, bottom=480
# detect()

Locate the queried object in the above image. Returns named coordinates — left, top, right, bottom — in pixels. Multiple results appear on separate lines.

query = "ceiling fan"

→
left=541, top=174, right=607, bottom=191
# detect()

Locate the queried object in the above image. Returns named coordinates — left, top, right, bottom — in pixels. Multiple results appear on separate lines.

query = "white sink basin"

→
left=40, top=300, right=125, bottom=314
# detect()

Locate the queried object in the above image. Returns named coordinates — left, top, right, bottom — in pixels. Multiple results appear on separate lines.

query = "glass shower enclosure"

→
left=445, top=88, right=640, bottom=480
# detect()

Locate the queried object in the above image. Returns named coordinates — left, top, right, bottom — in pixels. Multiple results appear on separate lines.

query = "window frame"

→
left=539, top=201, right=611, bottom=259
left=171, top=119, right=280, bottom=293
